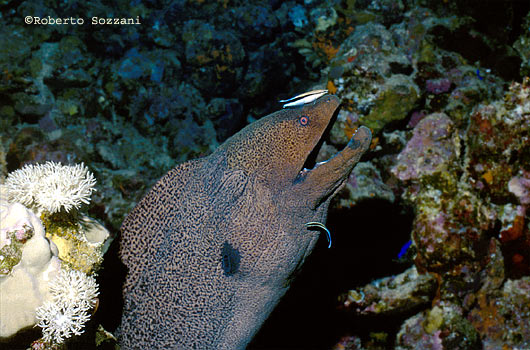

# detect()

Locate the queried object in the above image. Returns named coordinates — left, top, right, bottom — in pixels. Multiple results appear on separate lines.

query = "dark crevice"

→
left=389, top=61, right=414, bottom=76
left=249, top=199, right=415, bottom=349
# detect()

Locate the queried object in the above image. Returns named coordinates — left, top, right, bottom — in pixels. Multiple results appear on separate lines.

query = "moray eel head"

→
left=221, top=94, right=371, bottom=208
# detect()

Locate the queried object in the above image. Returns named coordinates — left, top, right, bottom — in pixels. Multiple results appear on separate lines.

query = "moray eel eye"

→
left=299, top=115, right=309, bottom=126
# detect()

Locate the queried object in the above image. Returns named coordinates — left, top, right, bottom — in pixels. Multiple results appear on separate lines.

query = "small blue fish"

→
left=397, top=240, right=412, bottom=259
left=476, top=69, right=483, bottom=81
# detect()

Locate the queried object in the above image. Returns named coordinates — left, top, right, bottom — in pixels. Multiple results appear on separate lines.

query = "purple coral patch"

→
left=508, top=171, right=530, bottom=205
left=392, top=113, right=455, bottom=181
left=425, top=78, right=452, bottom=94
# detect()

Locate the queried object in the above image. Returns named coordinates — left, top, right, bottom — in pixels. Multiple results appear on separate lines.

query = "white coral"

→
left=5, top=161, right=96, bottom=213
left=35, top=300, right=90, bottom=344
left=49, top=269, right=99, bottom=309
left=35, top=269, right=99, bottom=344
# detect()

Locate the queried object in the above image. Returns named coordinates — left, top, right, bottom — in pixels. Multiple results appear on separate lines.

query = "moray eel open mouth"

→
left=297, top=100, right=341, bottom=178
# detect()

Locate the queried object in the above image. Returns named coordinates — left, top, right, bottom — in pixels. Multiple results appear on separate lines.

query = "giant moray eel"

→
left=118, top=94, right=372, bottom=349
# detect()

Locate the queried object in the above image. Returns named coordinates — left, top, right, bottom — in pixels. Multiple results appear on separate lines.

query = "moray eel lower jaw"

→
left=297, top=125, right=370, bottom=175
left=294, top=121, right=372, bottom=210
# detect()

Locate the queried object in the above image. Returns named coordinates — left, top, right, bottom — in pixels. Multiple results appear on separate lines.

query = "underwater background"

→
left=1, top=0, right=529, bottom=349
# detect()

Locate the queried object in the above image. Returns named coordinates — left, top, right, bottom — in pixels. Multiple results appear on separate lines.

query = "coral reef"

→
left=324, top=5, right=506, bottom=140
left=396, top=302, right=481, bottom=350
left=5, top=161, right=96, bottom=213
left=338, top=266, right=437, bottom=315
left=392, top=112, right=457, bottom=182
left=35, top=269, right=99, bottom=344
left=335, top=161, right=395, bottom=207
left=323, top=3, right=530, bottom=349
left=0, top=202, right=35, bottom=275
left=0, top=199, right=62, bottom=338
left=373, top=79, right=529, bottom=349
left=1, top=161, right=108, bottom=346
left=42, top=213, right=110, bottom=274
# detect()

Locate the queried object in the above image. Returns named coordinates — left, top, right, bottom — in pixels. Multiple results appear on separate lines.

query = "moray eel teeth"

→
left=305, top=221, right=332, bottom=248
left=280, top=89, right=328, bottom=108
